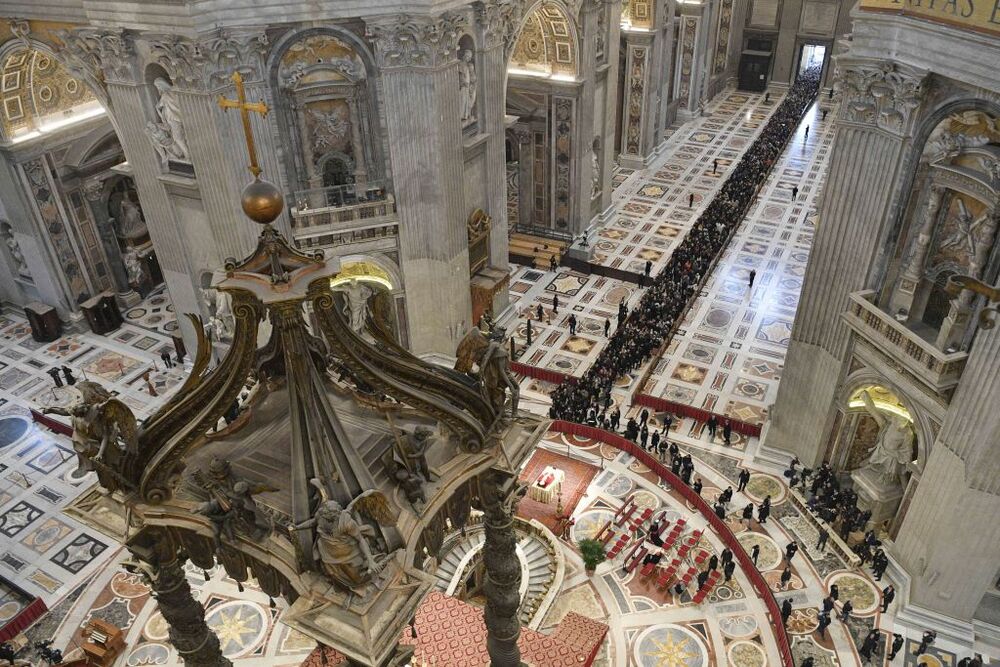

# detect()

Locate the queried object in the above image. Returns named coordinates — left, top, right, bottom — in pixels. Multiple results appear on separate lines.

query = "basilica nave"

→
left=0, top=1, right=998, bottom=667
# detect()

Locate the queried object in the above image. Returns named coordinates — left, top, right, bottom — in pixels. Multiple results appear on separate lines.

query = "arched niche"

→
left=329, top=258, right=404, bottom=345
left=883, top=107, right=1000, bottom=350
left=268, top=29, right=385, bottom=209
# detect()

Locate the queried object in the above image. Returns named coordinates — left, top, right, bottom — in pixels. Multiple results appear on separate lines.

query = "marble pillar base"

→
left=851, top=468, right=904, bottom=527
left=118, top=290, right=142, bottom=308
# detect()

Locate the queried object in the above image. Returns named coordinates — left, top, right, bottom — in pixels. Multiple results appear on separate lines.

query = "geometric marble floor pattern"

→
left=510, top=88, right=790, bottom=385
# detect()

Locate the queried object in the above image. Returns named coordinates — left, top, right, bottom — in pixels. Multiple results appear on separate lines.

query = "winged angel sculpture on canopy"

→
left=44, top=381, right=138, bottom=492
left=296, top=479, right=398, bottom=597
left=455, top=325, right=519, bottom=420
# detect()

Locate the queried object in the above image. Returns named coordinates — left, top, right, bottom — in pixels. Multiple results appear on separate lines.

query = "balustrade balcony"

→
left=289, top=181, right=398, bottom=250
left=843, top=290, right=967, bottom=392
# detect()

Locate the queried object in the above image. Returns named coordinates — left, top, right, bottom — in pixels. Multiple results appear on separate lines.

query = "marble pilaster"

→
left=478, top=38, right=511, bottom=279
left=368, top=14, right=473, bottom=358
left=619, top=30, right=656, bottom=168
left=81, top=179, right=139, bottom=305
left=889, top=184, right=944, bottom=317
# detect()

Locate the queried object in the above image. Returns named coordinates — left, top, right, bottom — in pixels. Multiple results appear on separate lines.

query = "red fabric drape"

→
left=30, top=409, right=72, bottom=436
left=632, top=393, right=762, bottom=437
left=548, top=420, right=794, bottom=667
left=510, top=362, right=575, bottom=385
left=0, top=597, right=48, bottom=642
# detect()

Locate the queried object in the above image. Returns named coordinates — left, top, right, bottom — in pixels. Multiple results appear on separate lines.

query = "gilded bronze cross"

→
left=218, top=71, right=269, bottom=177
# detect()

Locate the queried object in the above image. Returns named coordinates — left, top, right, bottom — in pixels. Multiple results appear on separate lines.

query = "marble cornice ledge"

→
left=365, top=11, right=469, bottom=70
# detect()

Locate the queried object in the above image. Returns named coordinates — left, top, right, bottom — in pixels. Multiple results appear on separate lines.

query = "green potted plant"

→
left=578, top=538, right=607, bottom=575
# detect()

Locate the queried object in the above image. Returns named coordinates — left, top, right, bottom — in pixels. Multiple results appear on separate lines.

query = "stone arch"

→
left=267, top=27, right=385, bottom=208
left=0, top=38, right=105, bottom=143
left=875, top=94, right=1000, bottom=299
left=507, top=0, right=581, bottom=80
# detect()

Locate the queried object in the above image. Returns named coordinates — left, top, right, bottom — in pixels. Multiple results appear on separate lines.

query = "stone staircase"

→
left=433, top=516, right=564, bottom=627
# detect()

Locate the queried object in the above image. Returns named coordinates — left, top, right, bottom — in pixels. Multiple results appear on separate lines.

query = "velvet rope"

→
left=548, top=420, right=794, bottom=667
left=632, top=393, right=762, bottom=438
left=0, top=597, right=48, bottom=643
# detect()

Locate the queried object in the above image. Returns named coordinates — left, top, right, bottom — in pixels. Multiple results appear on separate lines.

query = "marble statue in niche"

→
left=1, top=224, right=29, bottom=277
left=858, top=390, right=914, bottom=486
left=123, top=246, right=147, bottom=287
left=148, top=78, right=190, bottom=164
left=116, top=197, right=148, bottom=241
left=336, top=280, right=373, bottom=334
left=591, top=142, right=601, bottom=198
left=458, top=49, right=478, bottom=125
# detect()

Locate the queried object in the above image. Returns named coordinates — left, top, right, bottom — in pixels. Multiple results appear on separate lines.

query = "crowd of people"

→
left=549, top=65, right=822, bottom=424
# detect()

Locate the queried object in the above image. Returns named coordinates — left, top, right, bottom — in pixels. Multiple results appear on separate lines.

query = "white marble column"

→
left=368, top=15, right=473, bottom=359
left=478, top=38, right=510, bottom=276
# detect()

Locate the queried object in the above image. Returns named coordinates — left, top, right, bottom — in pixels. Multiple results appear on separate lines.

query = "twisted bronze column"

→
left=479, top=471, right=526, bottom=667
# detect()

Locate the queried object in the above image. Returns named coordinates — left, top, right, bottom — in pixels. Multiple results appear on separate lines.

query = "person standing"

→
left=830, top=583, right=839, bottom=601
left=860, top=629, right=881, bottom=662
left=742, top=503, right=754, bottom=527
left=160, top=349, right=173, bottom=368
left=785, top=541, right=799, bottom=563
left=640, top=425, right=649, bottom=450
left=552, top=294, right=559, bottom=314
left=639, top=408, right=649, bottom=426
left=804, top=125, right=810, bottom=138
left=723, top=559, right=735, bottom=582
left=748, top=269, right=756, bottom=289
left=707, top=414, right=718, bottom=438
left=550, top=254, right=558, bottom=272
left=47, top=367, right=63, bottom=388
left=757, top=501, right=770, bottom=524
left=816, top=612, right=831, bottom=640
left=651, top=428, right=660, bottom=452
left=708, top=554, right=719, bottom=571
left=61, top=366, right=76, bottom=386
left=888, top=633, right=904, bottom=661
left=644, top=260, right=652, bottom=279
left=792, top=185, right=800, bottom=199
left=881, top=584, right=895, bottom=613
left=750, top=543, right=760, bottom=566
left=734, top=469, right=750, bottom=493
left=568, top=314, right=577, bottom=336
left=780, top=566, right=792, bottom=590
left=723, top=420, right=733, bottom=446
left=781, top=599, right=793, bottom=625
left=604, top=318, right=611, bottom=337
left=536, top=303, right=544, bottom=321
left=689, top=193, right=695, bottom=208
left=913, top=630, right=936, bottom=657
left=693, top=478, right=703, bottom=496
left=822, top=596, right=835, bottom=615
left=840, top=599, right=854, bottom=623
left=817, top=525, right=829, bottom=551
left=721, top=547, right=733, bottom=567
left=712, top=158, right=719, bottom=174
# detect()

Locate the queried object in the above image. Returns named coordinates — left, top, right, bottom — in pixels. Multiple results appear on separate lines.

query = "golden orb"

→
left=241, top=177, right=284, bottom=225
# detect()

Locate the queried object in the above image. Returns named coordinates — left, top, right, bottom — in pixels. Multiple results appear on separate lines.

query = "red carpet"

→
left=517, top=448, right=599, bottom=533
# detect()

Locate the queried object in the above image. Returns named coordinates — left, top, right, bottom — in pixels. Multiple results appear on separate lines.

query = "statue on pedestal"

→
left=123, top=247, right=147, bottom=287
left=335, top=280, right=373, bottom=335
left=858, top=390, right=914, bottom=487
left=116, top=197, right=148, bottom=241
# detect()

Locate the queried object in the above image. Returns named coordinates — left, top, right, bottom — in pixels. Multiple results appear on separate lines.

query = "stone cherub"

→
left=295, top=479, right=398, bottom=594
left=384, top=426, right=436, bottom=508
left=455, top=325, right=520, bottom=420
left=43, top=381, right=138, bottom=492
left=858, top=390, right=914, bottom=487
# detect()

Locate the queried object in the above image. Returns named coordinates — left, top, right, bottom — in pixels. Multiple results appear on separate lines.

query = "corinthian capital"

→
left=52, top=28, right=136, bottom=105
left=145, top=29, right=270, bottom=91
left=366, top=13, right=467, bottom=69
left=837, top=59, right=927, bottom=135
left=475, top=0, right=524, bottom=50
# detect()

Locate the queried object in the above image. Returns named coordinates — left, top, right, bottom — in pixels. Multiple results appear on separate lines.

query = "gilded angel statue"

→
left=43, top=381, right=138, bottom=492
